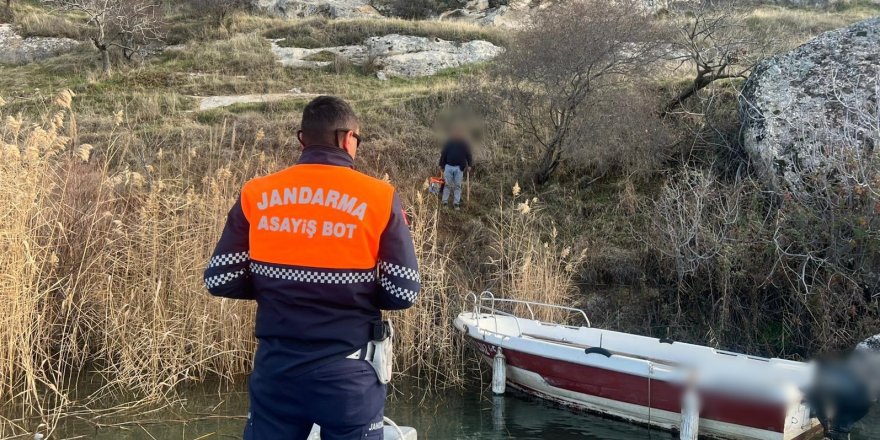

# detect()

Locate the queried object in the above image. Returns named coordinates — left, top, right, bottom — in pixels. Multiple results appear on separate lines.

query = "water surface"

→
left=54, top=382, right=880, bottom=439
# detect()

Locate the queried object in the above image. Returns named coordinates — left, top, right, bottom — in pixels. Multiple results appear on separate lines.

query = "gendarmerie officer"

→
left=204, top=95, right=421, bottom=439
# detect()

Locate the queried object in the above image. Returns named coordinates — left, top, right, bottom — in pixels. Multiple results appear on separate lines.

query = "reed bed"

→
left=391, top=191, right=465, bottom=392
left=0, top=93, right=585, bottom=437
left=0, top=94, right=267, bottom=436
left=486, top=184, right=588, bottom=325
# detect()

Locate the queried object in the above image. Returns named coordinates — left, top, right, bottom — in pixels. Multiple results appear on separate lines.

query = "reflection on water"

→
left=387, top=389, right=880, bottom=440
left=51, top=381, right=880, bottom=439
left=386, top=391, right=654, bottom=440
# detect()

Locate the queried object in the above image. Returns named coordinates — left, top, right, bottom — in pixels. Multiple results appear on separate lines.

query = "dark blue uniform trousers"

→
left=244, top=342, right=386, bottom=439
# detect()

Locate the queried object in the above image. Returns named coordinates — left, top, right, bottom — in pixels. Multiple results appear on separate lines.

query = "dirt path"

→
left=195, top=92, right=317, bottom=111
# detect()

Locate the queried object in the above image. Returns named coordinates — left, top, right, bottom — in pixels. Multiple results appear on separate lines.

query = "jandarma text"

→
left=254, top=186, right=368, bottom=239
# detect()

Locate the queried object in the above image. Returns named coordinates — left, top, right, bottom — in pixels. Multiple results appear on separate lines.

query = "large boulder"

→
left=270, top=34, right=503, bottom=79
left=366, top=34, right=503, bottom=78
left=0, top=24, right=80, bottom=65
left=254, top=0, right=381, bottom=18
left=740, top=16, right=880, bottom=193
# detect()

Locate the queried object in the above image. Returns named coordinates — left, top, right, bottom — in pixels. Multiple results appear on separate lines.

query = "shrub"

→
left=494, top=0, right=663, bottom=184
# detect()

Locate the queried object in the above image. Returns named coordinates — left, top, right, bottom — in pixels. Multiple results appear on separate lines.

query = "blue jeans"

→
left=442, top=165, right=463, bottom=205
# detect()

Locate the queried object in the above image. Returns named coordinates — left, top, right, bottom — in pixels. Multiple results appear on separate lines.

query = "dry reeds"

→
left=390, top=191, right=466, bottom=392
left=485, top=184, right=588, bottom=325
left=0, top=93, right=264, bottom=436
left=0, top=92, right=586, bottom=437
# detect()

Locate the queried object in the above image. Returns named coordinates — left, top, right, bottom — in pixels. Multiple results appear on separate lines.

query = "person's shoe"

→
left=454, top=204, right=460, bottom=211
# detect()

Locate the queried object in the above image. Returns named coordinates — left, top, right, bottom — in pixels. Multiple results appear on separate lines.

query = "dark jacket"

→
left=439, top=139, right=473, bottom=170
left=204, top=145, right=421, bottom=376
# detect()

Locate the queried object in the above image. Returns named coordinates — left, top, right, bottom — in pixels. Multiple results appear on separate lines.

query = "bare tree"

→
left=662, top=3, right=764, bottom=115
left=495, top=0, right=663, bottom=184
left=44, top=0, right=164, bottom=74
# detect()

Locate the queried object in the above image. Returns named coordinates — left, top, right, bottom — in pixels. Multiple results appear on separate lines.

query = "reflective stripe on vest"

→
left=241, top=164, right=394, bottom=269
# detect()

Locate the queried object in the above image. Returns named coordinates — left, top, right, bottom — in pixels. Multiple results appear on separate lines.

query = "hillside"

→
left=0, top=0, right=878, bottom=436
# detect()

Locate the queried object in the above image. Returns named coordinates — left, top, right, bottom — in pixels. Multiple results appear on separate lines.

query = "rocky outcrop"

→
left=270, top=34, right=503, bottom=79
left=254, top=0, right=381, bottom=18
left=739, top=16, right=880, bottom=192
left=0, top=24, right=80, bottom=64
left=255, top=0, right=699, bottom=25
left=439, top=0, right=534, bottom=28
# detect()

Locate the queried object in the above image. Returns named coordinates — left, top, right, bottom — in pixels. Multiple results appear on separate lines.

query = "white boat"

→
left=454, top=292, right=824, bottom=440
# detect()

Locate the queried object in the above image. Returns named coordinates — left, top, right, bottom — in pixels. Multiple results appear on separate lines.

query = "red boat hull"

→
left=468, top=338, right=823, bottom=440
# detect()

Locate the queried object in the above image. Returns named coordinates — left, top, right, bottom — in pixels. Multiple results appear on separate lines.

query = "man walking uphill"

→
left=438, top=131, right=473, bottom=210
left=204, top=96, right=421, bottom=440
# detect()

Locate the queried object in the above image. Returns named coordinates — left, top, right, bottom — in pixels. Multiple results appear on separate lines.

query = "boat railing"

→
left=466, top=291, right=591, bottom=338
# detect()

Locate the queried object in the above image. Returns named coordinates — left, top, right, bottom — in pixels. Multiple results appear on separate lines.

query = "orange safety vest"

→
left=241, top=164, right=394, bottom=270
left=204, top=145, right=420, bottom=376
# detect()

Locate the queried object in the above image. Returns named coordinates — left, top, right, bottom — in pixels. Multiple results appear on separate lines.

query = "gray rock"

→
left=740, top=16, right=880, bottom=193
left=466, top=0, right=490, bottom=11
left=270, top=40, right=366, bottom=68
left=0, top=24, right=80, bottom=65
left=443, top=0, right=688, bottom=28
left=254, top=0, right=381, bottom=18
left=270, top=34, right=503, bottom=79
left=365, top=34, right=503, bottom=78
left=439, top=0, right=531, bottom=28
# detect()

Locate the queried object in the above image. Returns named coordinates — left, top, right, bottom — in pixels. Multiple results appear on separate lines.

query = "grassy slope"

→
left=0, top=0, right=878, bottom=352
left=0, top=3, right=878, bottom=433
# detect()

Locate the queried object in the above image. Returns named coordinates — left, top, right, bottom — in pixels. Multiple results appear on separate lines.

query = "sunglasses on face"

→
left=337, top=129, right=362, bottom=148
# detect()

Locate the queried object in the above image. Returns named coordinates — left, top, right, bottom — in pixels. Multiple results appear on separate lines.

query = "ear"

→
left=296, top=130, right=306, bottom=147
left=342, top=130, right=358, bottom=159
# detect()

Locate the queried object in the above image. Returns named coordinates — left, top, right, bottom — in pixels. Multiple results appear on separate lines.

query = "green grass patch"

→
left=744, top=5, right=880, bottom=51
left=8, top=1, right=88, bottom=39
left=303, top=50, right=338, bottom=62
left=161, top=33, right=278, bottom=76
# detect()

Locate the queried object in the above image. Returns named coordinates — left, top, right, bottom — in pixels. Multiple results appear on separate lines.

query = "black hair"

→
left=300, top=96, right=359, bottom=146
